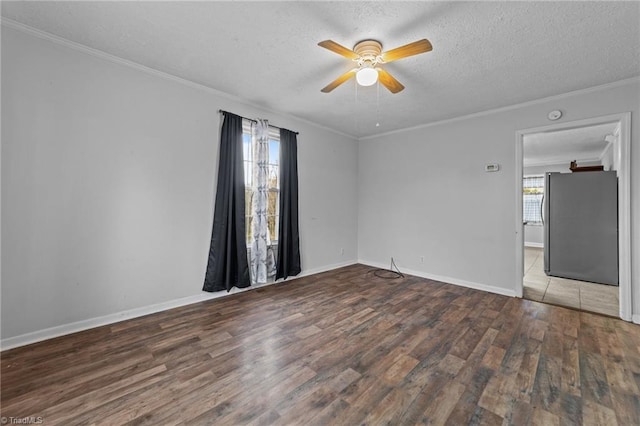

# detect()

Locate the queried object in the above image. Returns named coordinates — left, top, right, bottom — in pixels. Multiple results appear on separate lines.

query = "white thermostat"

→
left=485, top=164, right=500, bottom=172
left=548, top=110, right=562, bottom=121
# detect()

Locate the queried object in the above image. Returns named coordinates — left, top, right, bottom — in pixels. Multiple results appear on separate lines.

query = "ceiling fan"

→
left=318, top=38, right=432, bottom=94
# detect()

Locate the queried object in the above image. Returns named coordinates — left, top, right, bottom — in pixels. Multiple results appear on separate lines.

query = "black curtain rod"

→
left=218, top=110, right=299, bottom=135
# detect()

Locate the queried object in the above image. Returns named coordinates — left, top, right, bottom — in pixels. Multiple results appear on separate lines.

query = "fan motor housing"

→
left=353, top=40, right=383, bottom=60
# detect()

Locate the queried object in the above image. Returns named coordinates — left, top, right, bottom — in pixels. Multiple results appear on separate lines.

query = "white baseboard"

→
left=632, top=314, right=640, bottom=325
left=1, top=293, right=220, bottom=351
left=357, top=259, right=517, bottom=298
left=0, top=260, right=357, bottom=351
left=295, top=260, right=357, bottom=278
left=524, top=242, right=544, bottom=248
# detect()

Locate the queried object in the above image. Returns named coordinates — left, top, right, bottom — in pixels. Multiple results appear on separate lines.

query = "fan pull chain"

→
left=354, top=79, right=359, bottom=133
left=376, top=80, right=380, bottom=127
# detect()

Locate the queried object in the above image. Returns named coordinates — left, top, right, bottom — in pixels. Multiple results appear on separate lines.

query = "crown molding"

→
left=0, top=18, right=358, bottom=141
left=359, top=76, right=640, bottom=141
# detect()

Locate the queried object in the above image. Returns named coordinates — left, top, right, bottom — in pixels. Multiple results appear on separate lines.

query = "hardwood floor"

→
left=2, top=264, right=639, bottom=425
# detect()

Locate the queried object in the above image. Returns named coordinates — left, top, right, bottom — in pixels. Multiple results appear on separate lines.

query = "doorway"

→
left=515, top=113, right=631, bottom=320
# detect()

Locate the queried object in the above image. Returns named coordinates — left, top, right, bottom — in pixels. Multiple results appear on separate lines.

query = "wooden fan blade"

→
left=318, top=40, right=360, bottom=60
left=321, top=69, right=356, bottom=93
left=381, top=39, right=432, bottom=63
left=377, top=69, right=405, bottom=93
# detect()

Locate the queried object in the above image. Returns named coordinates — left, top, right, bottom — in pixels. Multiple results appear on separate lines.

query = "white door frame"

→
left=515, top=112, right=631, bottom=321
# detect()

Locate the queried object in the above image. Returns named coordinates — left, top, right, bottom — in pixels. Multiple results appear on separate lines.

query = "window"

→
left=242, top=120, right=280, bottom=244
left=523, top=176, right=544, bottom=225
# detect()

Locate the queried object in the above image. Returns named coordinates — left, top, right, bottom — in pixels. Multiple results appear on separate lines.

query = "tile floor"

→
left=523, top=247, right=619, bottom=317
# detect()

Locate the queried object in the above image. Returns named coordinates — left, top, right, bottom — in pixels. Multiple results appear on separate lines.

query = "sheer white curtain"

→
left=250, top=119, right=271, bottom=284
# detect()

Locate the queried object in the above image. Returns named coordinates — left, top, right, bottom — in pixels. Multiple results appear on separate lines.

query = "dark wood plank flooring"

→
left=2, top=264, right=639, bottom=425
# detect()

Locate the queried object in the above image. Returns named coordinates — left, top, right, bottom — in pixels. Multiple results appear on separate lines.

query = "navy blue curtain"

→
left=203, top=112, right=250, bottom=292
left=276, top=128, right=301, bottom=280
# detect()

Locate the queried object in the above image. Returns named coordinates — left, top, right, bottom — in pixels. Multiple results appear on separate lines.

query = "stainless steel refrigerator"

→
left=543, top=171, right=618, bottom=285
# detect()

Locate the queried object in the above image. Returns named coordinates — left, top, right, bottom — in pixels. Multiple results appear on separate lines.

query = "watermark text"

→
left=1, top=417, right=44, bottom=425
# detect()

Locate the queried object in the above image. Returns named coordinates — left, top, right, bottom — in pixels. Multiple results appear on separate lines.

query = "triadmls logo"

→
left=1, top=417, right=44, bottom=425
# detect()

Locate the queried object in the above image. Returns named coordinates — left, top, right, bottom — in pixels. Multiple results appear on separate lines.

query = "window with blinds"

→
left=523, top=176, right=544, bottom=225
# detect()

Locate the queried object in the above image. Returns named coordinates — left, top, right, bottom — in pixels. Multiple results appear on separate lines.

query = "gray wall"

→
left=3, top=24, right=639, bottom=342
left=524, top=226, right=544, bottom=247
left=602, top=142, right=614, bottom=171
left=358, top=79, right=638, bottom=311
left=1, top=27, right=359, bottom=340
left=524, top=163, right=593, bottom=176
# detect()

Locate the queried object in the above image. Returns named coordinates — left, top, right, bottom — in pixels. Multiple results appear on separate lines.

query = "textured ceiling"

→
left=523, top=122, right=617, bottom=167
left=2, top=1, right=639, bottom=138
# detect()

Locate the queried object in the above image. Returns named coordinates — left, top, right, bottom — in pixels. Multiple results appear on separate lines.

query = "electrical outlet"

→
left=340, top=248, right=344, bottom=256
left=420, top=256, right=424, bottom=263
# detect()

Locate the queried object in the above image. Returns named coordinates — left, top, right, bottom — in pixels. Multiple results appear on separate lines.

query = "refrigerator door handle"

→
left=540, top=194, right=545, bottom=225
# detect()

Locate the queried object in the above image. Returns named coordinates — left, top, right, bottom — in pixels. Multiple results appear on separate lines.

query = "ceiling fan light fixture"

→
left=356, top=67, right=378, bottom=86
left=318, top=38, right=431, bottom=93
